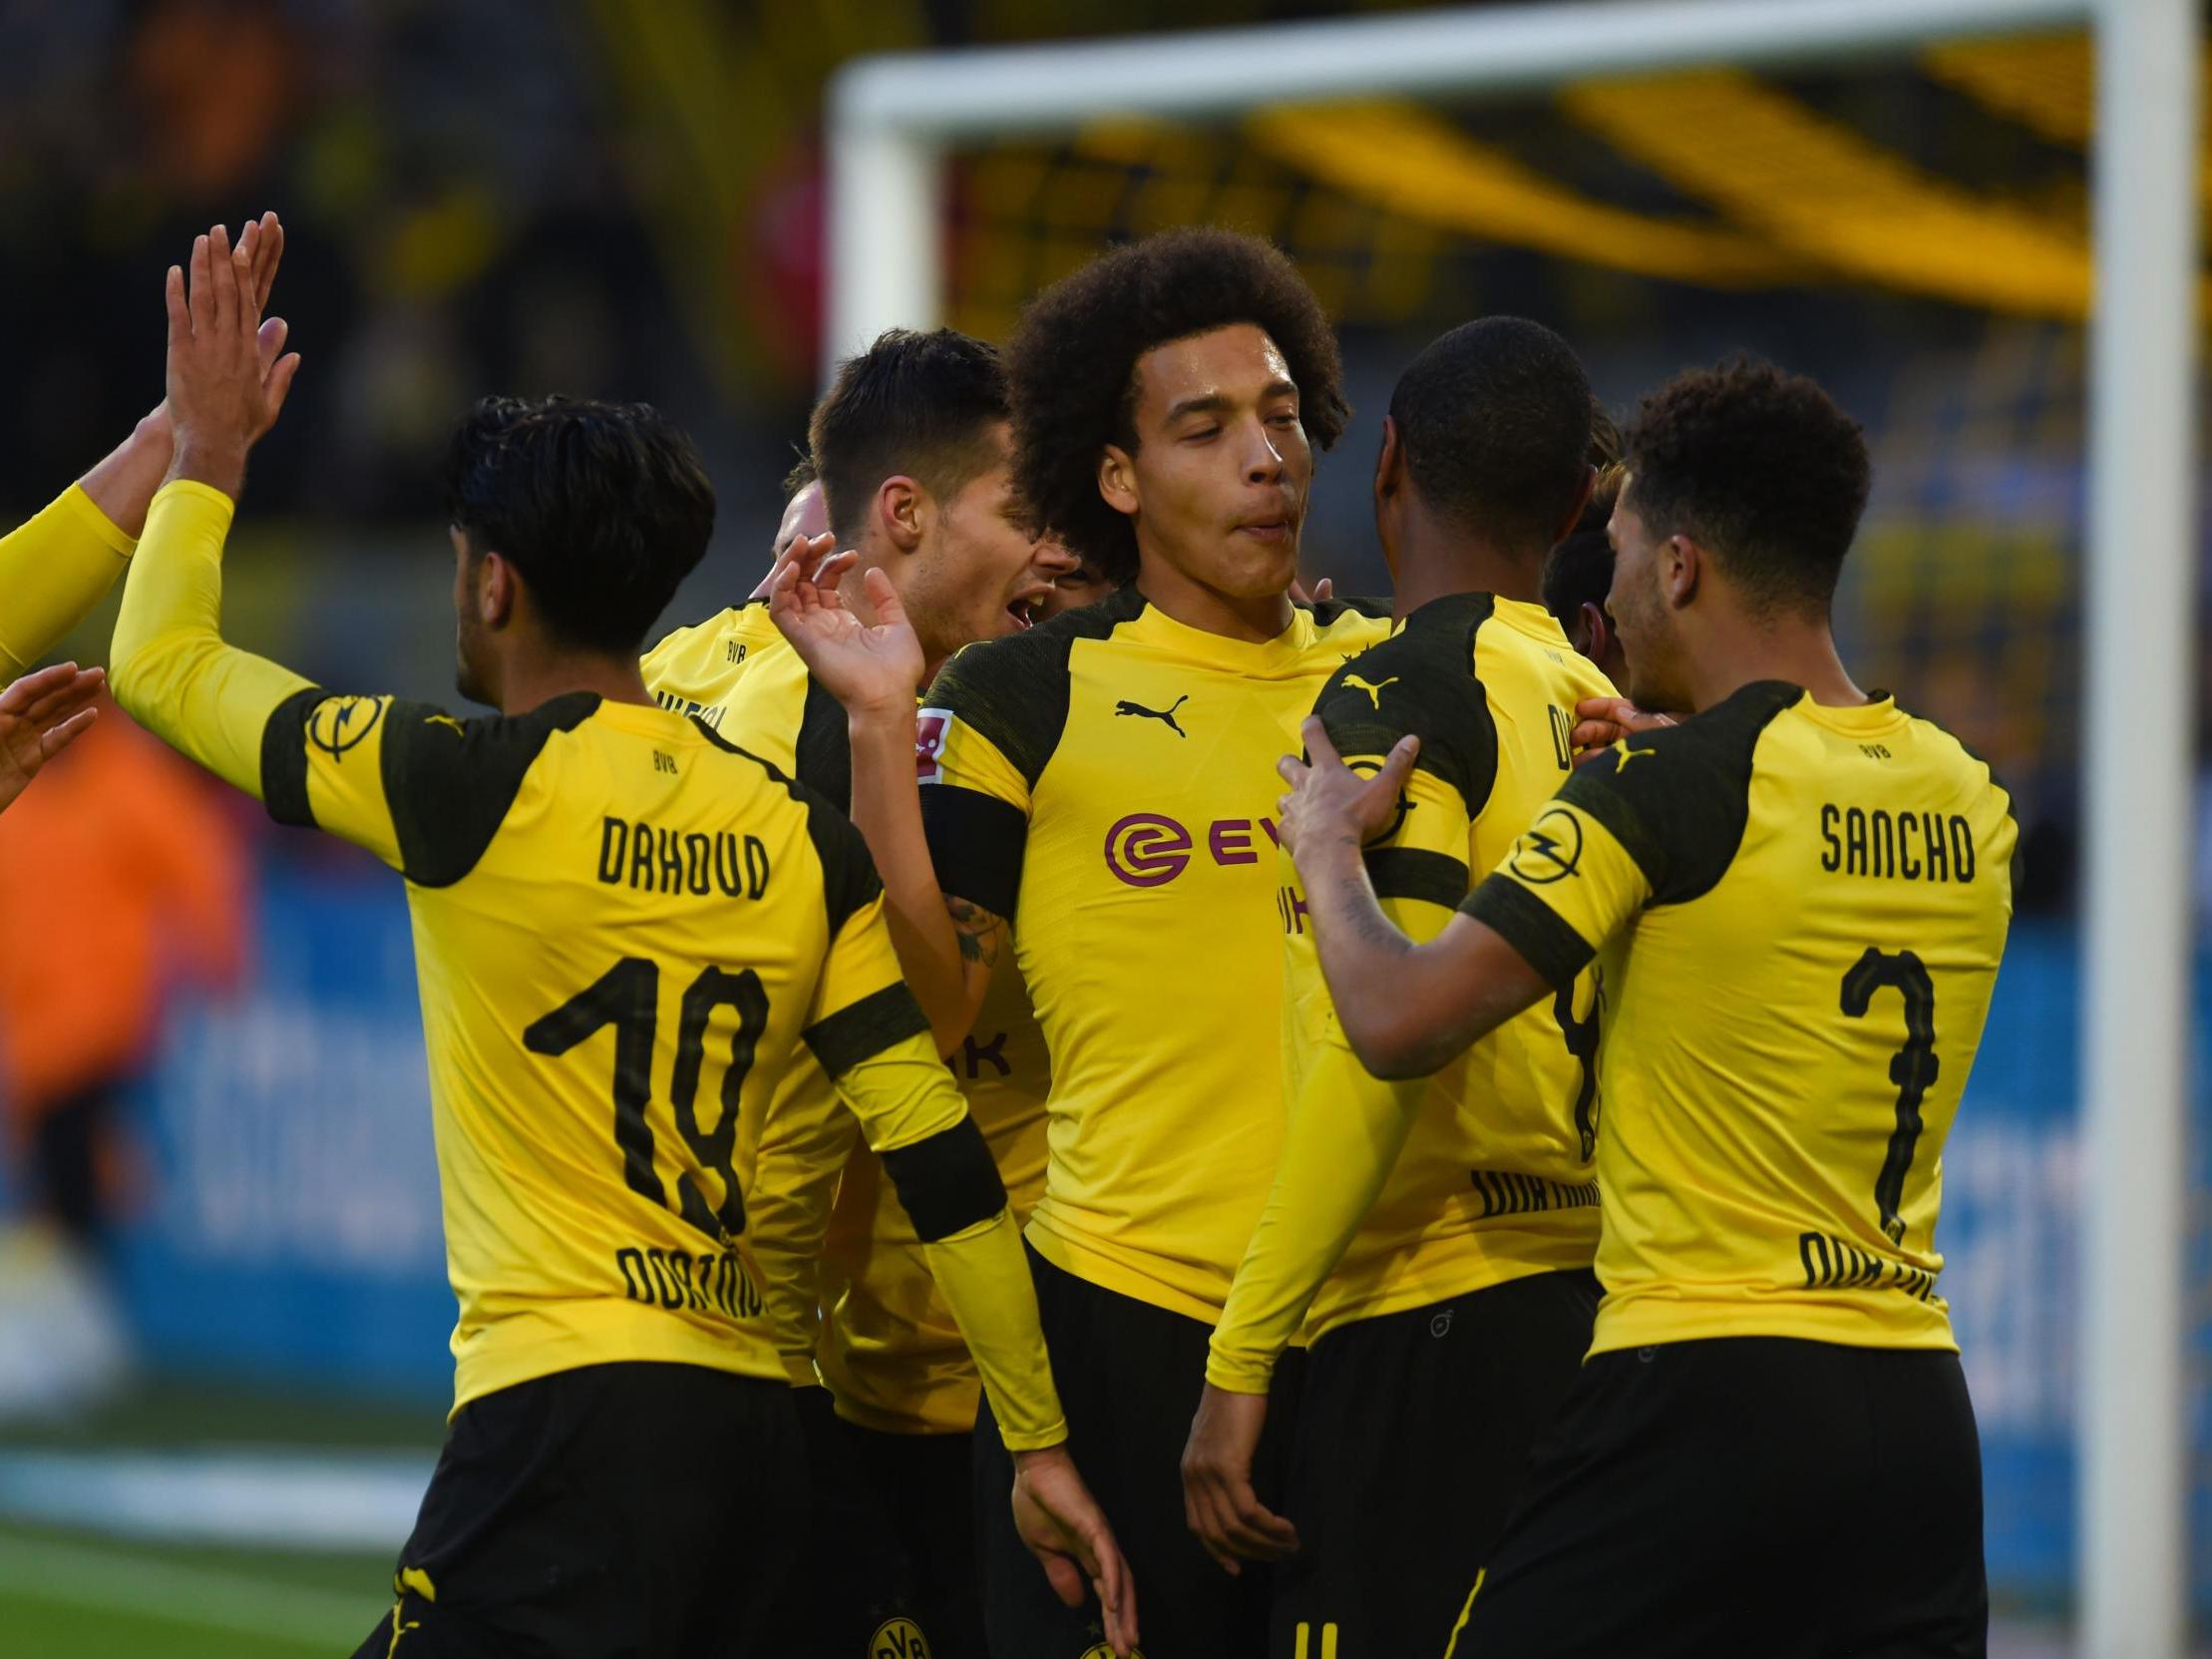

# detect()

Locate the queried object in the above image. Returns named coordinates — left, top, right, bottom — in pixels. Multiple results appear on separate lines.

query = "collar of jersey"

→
left=591, top=696, right=701, bottom=735
left=1783, top=686, right=1905, bottom=735
left=1488, top=594, right=1574, bottom=647
left=1123, top=587, right=1328, bottom=674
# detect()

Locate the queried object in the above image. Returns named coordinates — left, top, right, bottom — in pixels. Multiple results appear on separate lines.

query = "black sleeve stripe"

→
left=1365, top=847, right=1469, bottom=908
left=1461, top=876, right=1596, bottom=992
left=921, top=785, right=1026, bottom=921
left=803, top=982, right=931, bottom=1077
left=259, top=685, right=325, bottom=828
left=880, top=1114, right=1009, bottom=1242
left=385, top=691, right=597, bottom=888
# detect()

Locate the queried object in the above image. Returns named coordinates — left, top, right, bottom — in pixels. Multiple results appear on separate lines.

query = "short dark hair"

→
left=1624, top=357, right=1871, bottom=618
left=1388, top=317, right=1592, bottom=548
left=1542, top=465, right=1624, bottom=625
left=443, top=395, right=716, bottom=655
left=781, top=451, right=817, bottom=498
left=808, top=329, right=1009, bottom=544
left=1007, top=228, right=1349, bottom=584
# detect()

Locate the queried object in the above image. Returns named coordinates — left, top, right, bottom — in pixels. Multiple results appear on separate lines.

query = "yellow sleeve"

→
left=112, top=481, right=517, bottom=878
left=1212, top=774, right=1468, bottom=1398
left=1461, top=791, right=1654, bottom=989
left=746, top=1072, right=859, bottom=1387
left=1, top=484, right=138, bottom=678
left=107, top=481, right=316, bottom=804
left=810, top=891, right=1066, bottom=1449
left=917, top=675, right=1033, bottom=921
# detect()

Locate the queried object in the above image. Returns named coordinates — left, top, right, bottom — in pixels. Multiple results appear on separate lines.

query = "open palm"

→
left=0, top=662, right=104, bottom=816
left=768, top=556, right=925, bottom=716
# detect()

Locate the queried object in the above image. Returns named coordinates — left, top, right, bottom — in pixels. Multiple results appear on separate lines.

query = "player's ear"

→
left=1373, top=416, right=1403, bottom=503
left=1662, top=536, right=1700, bottom=610
left=878, top=476, right=924, bottom=555
left=480, top=552, right=518, bottom=628
left=1098, top=444, right=1139, bottom=520
left=1576, top=601, right=1608, bottom=660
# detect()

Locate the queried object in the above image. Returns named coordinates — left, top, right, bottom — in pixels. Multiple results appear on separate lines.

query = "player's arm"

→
left=1281, top=717, right=1656, bottom=1078
left=771, top=559, right=1004, bottom=1049
left=2, top=212, right=285, bottom=680
left=804, top=875, right=1137, bottom=1653
left=744, top=1073, right=860, bottom=1389
left=111, top=223, right=320, bottom=808
left=1188, top=684, right=1480, bottom=1569
left=0, top=428, right=156, bottom=682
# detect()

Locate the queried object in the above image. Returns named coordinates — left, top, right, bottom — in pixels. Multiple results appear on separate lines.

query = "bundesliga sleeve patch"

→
left=916, top=707, right=953, bottom=783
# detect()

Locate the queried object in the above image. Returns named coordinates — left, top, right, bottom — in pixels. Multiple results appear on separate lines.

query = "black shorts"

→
left=757, top=1387, right=986, bottom=1658
left=1459, top=1338, right=1987, bottom=1659
left=349, top=1362, right=805, bottom=1659
left=1270, top=1268, right=1598, bottom=1659
left=973, top=1244, right=1303, bottom=1659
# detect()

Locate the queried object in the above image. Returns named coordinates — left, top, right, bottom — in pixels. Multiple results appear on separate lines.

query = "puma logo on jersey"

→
left=1613, top=742, right=1659, bottom=773
left=1343, top=674, right=1398, bottom=709
left=1114, top=694, right=1189, bottom=737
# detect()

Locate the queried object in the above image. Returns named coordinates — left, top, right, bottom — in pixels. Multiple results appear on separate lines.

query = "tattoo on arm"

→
left=945, top=895, right=1006, bottom=970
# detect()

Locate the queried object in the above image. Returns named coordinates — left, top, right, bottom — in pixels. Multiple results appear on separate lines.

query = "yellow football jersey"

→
left=1211, top=594, right=1615, bottom=1389
left=642, top=604, right=1053, bottom=1435
left=921, top=585, right=1393, bottom=1320
left=1464, top=679, right=2017, bottom=1354
left=2, top=483, right=136, bottom=678
left=110, top=482, right=1066, bottom=1449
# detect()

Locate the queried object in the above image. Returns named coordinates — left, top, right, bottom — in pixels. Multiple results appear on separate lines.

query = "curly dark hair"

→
left=1005, top=228, right=1348, bottom=583
left=1624, top=356, right=1870, bottom=619
left=443, top=395, right=715, bottom=655
left=780, top=450, right=817, bottom=499
left=1388, top=317, right=1591, bottom=548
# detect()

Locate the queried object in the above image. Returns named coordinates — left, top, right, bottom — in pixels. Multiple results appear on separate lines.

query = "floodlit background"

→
left=0, top=3, right=2191, bottom=1654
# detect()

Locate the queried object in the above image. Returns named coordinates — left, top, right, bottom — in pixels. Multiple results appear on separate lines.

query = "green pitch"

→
left=0, top=1380, right=437, bottom=1657
left=0, top=1521, right=393, bottom=1657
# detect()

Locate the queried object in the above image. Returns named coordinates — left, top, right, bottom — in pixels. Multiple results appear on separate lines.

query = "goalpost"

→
left=825, top=0, right=2199, bottom=1651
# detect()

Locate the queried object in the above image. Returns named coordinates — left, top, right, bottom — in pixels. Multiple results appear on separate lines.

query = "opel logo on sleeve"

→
left=306, top=695, right=387, bottom=757
left=1508, top=806, right=1585, bottom=883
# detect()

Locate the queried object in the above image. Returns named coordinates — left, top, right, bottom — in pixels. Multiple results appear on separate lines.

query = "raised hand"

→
left=749, top=530, right=840, bottom=603
left=1012, top=1447, right=1139, bottom=1656
left=1569, top=694, right=1676, bottom=765
left=1276, top=716, right=1419, bottom=862
left=1182, top=1383, right=1299, bottom=1575
left=767, top=555, right=924, bottom=719
left=0, top=661, right=104, bottom=816
left=164, top=218, right=303, bottom=498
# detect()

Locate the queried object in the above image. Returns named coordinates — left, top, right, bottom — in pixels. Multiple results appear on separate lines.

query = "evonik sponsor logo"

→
left=1104, top=811, right=1280, bottom=887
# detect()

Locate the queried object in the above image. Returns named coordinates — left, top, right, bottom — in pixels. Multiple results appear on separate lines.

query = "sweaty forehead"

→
left=1128, top=323, right=1294, bottom=424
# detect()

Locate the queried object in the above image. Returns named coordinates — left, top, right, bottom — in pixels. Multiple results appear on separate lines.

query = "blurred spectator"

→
left=0, top=699, right=246, bottom=1249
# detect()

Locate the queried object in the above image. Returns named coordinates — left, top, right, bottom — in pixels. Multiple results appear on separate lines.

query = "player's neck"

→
left=1389, top=509, right=1546, bottom=620
left=1135, top=543, right=1293, bottom=642
left=495, top=649, right=656, bottom=715
left=1684, top=614, right=1865, bottom=713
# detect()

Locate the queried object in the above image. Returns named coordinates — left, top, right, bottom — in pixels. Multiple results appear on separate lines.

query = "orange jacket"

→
left=0, top=702, right=246, bottom=1116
